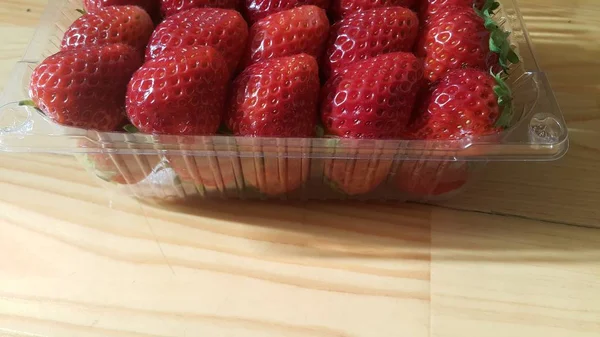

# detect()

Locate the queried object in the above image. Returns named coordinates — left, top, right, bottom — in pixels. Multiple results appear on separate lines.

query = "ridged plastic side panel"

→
left=76, top=148, right=487, bottom=201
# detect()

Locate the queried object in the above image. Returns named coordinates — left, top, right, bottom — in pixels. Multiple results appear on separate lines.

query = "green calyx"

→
left=18, top=100, right=36, bottom=107
left=123, top=124, right=139, bottom=133
left=76, top=8, right=87, bottom=15
left=492, top=70, right=513, bottom=129
left=19, top=99, right=45, bottom=115
left=475, top=0, right=520, bottom=73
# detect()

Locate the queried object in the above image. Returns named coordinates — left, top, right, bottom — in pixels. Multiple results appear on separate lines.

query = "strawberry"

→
left=410, top=68, right=513, bottom=140
left=419, top=0, right=485, bottom=22
left=330, top=0, right=415, bottom=19
left=160, top=0, right=237, bottom=17
left=240, top=155, right=309, bottom=196
left=325, top=155, right=393, bottom=196
left=227, top=54, right=320, bottom=137
left=83, top=0, right=161, bottom=21
left=242, top=5, right=329, bottom=68
left=62, top=6, right=154, bottom=55
left=146, top=8, right=248, bottom=74
left=167, top=143, right=239, bottom=191
left=79, top=139, right=161, bottom=185
left=322, top=7, right=419, bottom=78
left=416, top=1, right=519, bottom=82
left=321, top=52, right=423, bottom=139
left=395, top=161, right=469, bottom=197
left=27, top=44, right=142, bottom=131
left=126, top=46, right=229, bottom=135
left=227, top=54, right=319, bottom=195
left=244, top=0, right=331, bottom=24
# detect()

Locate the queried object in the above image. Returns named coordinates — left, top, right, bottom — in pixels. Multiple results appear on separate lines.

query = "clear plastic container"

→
left=0, top=0, right=568, bottom=201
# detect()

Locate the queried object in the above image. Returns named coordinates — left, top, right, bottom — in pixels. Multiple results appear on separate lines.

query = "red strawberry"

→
left=126, top=46, right=229, bottom=135
left=62, top=6, right=154, bottom=55
left=330, top=0, right=415, bottom=19
left=242, top=5, right=329, bottom=68
left=227, top=54, right=320, bottom=137
left=79, top=139, right=161, bottom=185
left=28, top=44, right=141, bottom=131
left=160, top=0, right=237, bottom=17
left=244, top=0, right=331, bottom=24
left=321, top=52, right=423, bottom=139
left=84, top=0, right=161, bottom=18
left=167, top=143, right=239, bottom=191
left=416, top=2, right=518, bottom=82
left=146, top=8, right=248, bottom=74
left=395, top=161, right=469, bottom=197
left=241, top=155, right=309, bottom=196
left=322, top=7, right=419, bottom=78
left=419, top=0, right=485, bottom=22
left=227, top=54, right=319, bottom=196
left=325, top=155, right=393, bottom=195
left=410, top=68, right=512, bottom=140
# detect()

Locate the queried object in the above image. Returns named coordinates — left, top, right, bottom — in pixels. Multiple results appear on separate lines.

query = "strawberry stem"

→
left=475, top=0, right=520, bottom=73
left=76, top=8, right=87, bottom=15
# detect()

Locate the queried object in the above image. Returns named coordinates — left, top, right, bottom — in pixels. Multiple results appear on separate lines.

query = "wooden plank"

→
left=0, top=154, right=597, bottom=336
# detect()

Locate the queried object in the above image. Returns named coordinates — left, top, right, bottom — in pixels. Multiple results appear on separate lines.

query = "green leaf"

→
left=474, top=7, right=484, bottom=19
left=507, top=49, right=520, bottom=64
left=123, top=124, right=139, bottom=133
left=491, top=30, right=505, bottom=48
left=484, top=17, right=498, bottom=30
left=495, top=107, right=512, bottom=128
left=494, top=86, right=505, bottom=97
left=489, top=37, right=502, bottom=53
left=492, top=71, right=514, bottom=129
left=481, top=0, right=520, bottom=73
left=482, top=0, right=496, bottom=12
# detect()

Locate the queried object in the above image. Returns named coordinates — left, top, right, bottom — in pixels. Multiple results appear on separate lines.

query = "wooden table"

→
left=1, top=0, right=599, bottom=336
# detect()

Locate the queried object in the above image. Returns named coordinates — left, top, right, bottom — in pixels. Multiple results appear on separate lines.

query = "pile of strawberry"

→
left=27, top=0, right=518, bottom=142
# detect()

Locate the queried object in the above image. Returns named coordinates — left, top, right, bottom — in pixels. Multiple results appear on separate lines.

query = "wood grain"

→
left=0, top=0, right=599, bottom=336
